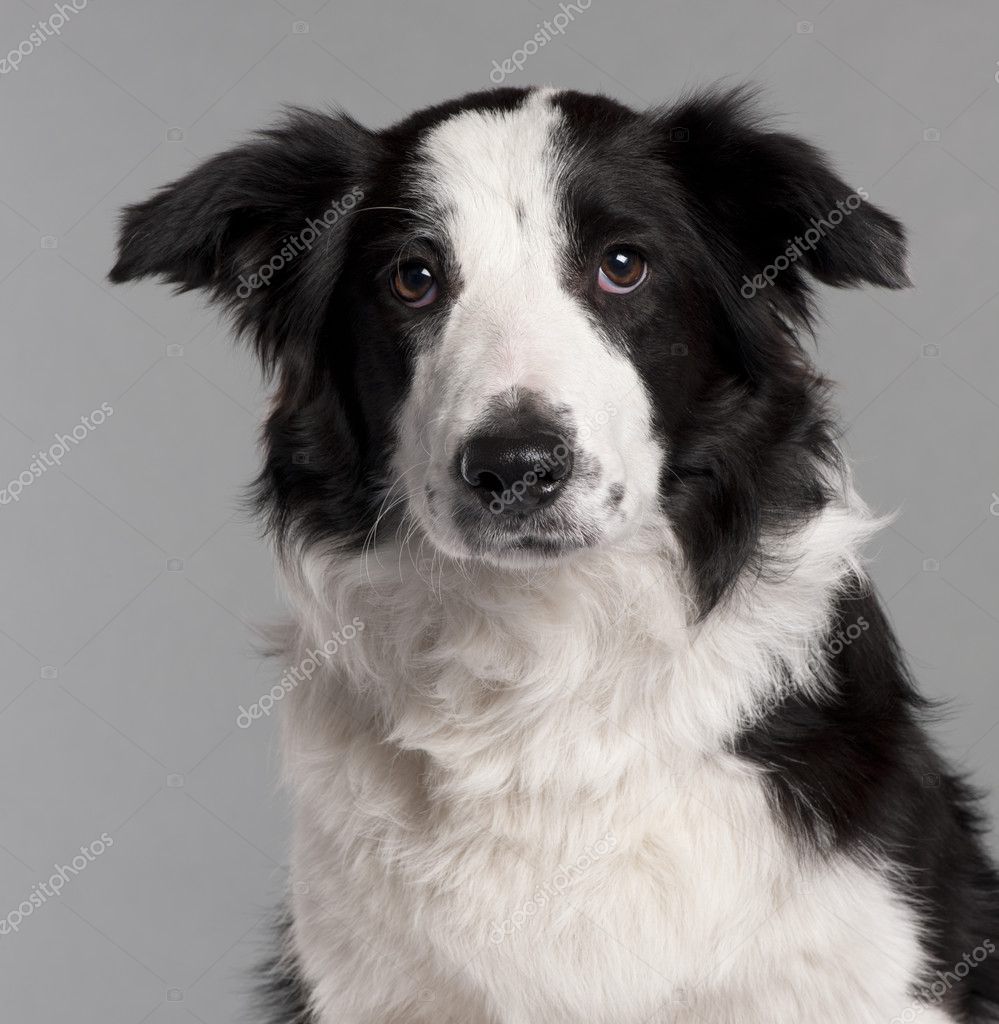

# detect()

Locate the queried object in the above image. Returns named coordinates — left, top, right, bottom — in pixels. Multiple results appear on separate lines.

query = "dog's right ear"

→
left=109, top=108, right=376, bottom=371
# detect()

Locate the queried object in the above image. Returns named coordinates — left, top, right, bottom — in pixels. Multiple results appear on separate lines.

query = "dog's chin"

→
left=469, top=533, right=595, bottom=571
left=419, top=524, right=589, bottom=569
left=414, top=502, right=630, bottom=573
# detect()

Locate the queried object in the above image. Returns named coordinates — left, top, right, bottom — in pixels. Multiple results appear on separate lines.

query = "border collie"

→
left=110, top=85, right=999, bottom=1024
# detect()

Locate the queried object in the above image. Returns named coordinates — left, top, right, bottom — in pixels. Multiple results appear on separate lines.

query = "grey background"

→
left=1, top=0, right=997, bottom=1020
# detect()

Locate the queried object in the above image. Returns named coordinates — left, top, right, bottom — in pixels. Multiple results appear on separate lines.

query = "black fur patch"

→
left=256, top=915, right=315, bottom=1024
left=735, top=588, right=999, bottom=1019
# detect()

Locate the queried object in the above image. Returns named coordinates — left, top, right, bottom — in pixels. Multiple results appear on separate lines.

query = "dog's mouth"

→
left=418, top=491, right=606, bottom=567
left=493, top=527, right=596, bottom=560
left=510, top=534, right=579, bottom=553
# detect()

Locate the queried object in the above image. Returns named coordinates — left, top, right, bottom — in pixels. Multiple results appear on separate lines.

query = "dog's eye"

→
left=598, top=248, right=647, bottom=294
left=391, top=260, right=438, bottom=307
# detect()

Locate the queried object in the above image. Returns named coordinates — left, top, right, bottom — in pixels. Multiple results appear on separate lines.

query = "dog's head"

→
left=111, top=86, right=908, bottom=613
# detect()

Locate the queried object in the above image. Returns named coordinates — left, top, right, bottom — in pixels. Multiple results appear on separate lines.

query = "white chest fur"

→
left=275, top=509, right=941, bottom=1023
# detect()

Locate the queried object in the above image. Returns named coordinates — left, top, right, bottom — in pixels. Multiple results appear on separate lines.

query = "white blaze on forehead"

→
left=411, top=88, right=653, bottom=434
left=419, top=88, right=569, bottom=310
left=416, top=87, right=605, bottom=407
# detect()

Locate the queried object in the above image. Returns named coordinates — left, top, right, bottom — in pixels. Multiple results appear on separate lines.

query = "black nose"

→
left=459, top=430, right=573, bottom=513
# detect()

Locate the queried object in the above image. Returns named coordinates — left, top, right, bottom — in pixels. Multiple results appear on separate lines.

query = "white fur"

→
left=270, top=91, right=952, bottom=1023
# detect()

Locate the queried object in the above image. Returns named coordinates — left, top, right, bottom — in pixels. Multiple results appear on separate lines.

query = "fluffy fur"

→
left=110, top=85, right=999, bottom=1023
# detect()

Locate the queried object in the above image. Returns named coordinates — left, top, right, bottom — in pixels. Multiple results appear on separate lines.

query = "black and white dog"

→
left=111, top=86, right=999, bottom=1023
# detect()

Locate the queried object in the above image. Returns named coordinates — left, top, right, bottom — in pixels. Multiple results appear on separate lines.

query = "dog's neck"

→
left=275, top=493, right=877, bottom=798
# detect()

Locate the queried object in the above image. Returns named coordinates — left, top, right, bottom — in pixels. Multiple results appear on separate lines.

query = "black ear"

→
left=655, top=87, right=909, bottom=324
left=109, top=108, right=376, bottom=371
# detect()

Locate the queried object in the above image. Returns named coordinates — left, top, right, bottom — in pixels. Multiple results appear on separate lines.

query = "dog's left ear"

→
left=110, top=108, right=376, bottom=371
left=655, top=87, right=909, bottom=318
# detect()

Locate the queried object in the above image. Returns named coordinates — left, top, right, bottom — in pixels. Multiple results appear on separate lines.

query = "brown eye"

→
left=391, top=260, right=438, bottom=307
left=598, top=248, right=647, bottom=293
